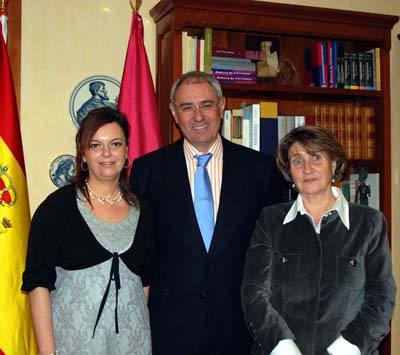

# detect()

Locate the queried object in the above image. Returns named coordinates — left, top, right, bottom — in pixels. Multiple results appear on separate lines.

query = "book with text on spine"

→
left=260, top=101, right=278, bottom=157
left=242, top=103, right=261, bottom=151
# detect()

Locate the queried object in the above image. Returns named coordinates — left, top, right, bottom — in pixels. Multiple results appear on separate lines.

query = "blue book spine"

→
left=260, top=118, right=278, bottom=157
left=320, top=42, right=328, bottom=88
left=332, top=41, right=338, bottom=88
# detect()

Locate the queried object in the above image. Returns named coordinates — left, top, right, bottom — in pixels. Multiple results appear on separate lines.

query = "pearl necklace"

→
left=85, top=181, right=123, bottom=205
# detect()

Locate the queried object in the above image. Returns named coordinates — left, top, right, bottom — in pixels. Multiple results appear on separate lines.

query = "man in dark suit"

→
left=130, top=71, right=286, bottom=355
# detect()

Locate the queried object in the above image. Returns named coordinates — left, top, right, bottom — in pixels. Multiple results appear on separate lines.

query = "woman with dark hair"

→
left=22, top=107, right=153, bottom=355
left=241, top=126, right=396, bottom=355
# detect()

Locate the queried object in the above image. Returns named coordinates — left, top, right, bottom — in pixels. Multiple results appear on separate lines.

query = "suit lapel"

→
left=209, top=140, right=239, bottom=257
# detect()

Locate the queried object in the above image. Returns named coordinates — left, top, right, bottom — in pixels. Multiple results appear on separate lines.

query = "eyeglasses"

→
left=176, top=101, right=218, bottom=115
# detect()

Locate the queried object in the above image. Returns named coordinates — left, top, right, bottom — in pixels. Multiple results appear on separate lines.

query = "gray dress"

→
left=50, top=197, right=152, bottom=354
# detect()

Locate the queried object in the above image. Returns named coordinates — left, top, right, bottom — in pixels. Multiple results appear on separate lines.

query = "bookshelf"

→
left=150, top=1, right=397, bottom=202
left=150, top=5, right=397, bottom=350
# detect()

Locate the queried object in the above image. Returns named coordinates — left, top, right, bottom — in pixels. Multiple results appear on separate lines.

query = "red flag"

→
left=118, top=11, right=162, bottom=163
left=0, top=12, right=37, bottom=355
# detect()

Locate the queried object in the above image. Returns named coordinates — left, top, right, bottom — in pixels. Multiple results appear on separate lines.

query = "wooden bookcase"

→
left=150, top=2, right=398, bottom=351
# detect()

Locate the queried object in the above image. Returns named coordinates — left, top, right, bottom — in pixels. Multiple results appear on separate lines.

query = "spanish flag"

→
left=0, top=10, right=37, bottom=355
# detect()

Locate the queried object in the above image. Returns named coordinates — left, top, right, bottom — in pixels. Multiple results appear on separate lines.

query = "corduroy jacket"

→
left=241, top=202, right=396, bottom=355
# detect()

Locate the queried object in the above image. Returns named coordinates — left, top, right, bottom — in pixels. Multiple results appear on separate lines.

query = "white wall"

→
left=20, top=0, right=400, bottom=352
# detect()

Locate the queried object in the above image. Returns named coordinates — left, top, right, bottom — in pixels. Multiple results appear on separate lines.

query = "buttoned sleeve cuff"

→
left=270, top=339, right=302, bottom=355
left=327, top=335, right=361, bottom=355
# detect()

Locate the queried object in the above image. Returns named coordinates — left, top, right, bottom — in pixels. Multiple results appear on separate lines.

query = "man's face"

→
left=170, top=80, right=225, bottom=152
left=97, top=85, right=109, bottom=100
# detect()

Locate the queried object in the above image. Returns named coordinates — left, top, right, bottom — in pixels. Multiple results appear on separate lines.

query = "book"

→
left=286, top=115, right=295, bottom=133
left=186, top=34, right=193, bottom=73
left=329, top=105, right=339, bottom=139
left=212, top=68, right=256, bottom=76
left=310, top=41, right=328, bottom=88
left=251, top=104, right=261, bottom=151
left=222, top=110, right=232, bottom=141
left=345, top=104, right=355, bottom=159
left=277, top=115, right=287, bottom=142
left=349, top=52, right=359, bottom=89
left=364, top=106, right=376, bottom=159
left=241, top=105, right=253, bottom=149
left=321, top=104, right=330, bottom=131
left=182, top=31, right=188, bottom=73
left=241, top=104, right=261, bottom=151
left=193, top=35, right=201, bottom=71
left=353, top=104, right=362, bottom=159
left=375, top=47, right=381, bottom=91
left=350, top=173, right=380, bottom=210
left=327, top=41, right=338, bottom=88
left=337, top=43, right=345, bottom=88
left=260, top=101, right=279, bottom=156
left=364, top=49, right=375, bottom=90
left=212, top=56, right=254, bottom=64
left=211, top=61, right=256, bottom=71
left=337, top=103, right=347, bottom=152
left=343, top=51, right=351, bottom=89
left=212, top=48, right=261, bottom=60
left=295, top=115, right=305, bottom=128
left=358, top=51, right=366, bottom=90
left=204, top=27, right=213, bottom=74
left=314, top=104, right=322, bottom=127
left=212, top=68, right=257, bottom=84
left=199, top=38, right=205, bottom=71
left=305, top=114, right=316, bottom=126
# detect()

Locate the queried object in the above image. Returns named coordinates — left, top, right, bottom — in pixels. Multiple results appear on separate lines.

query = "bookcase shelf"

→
left=221, top=83, right=385, bottom=99
left=150, top=3, right=397, bottom=350
left=150, top=0, right=397, bottom=218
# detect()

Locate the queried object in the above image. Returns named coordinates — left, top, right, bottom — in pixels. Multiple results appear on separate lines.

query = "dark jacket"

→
left=130, top=138, right=287, bottom=355
left=241, top=202, right=396, bottom=355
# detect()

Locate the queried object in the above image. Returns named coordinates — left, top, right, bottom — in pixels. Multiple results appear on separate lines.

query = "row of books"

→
left=221, top=101, right=376, bottom=161
left=182, top=27, right=382, bottom=91
left=182, top=30, right=206, bottom=73
left=211, top=57, right=257, bottom=84
left=182, top=27, right=261, bottom=84
left=221, top=102, right=286, bottom=156
left=311, top=103, right=376, bottom=160
left=304, top=41, right=381, bottom=90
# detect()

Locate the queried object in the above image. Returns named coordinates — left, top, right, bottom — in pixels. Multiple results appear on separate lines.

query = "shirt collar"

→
left=183, top=135, right=223, bottom=160
left=283, top=186, right=350, bottom=230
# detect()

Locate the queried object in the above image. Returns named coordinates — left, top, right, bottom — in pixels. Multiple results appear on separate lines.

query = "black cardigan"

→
left=22, top=184, right=154, bottom=292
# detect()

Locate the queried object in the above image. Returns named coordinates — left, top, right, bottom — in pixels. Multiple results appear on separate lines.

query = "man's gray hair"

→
left=170, top=71, right=223, bottom=103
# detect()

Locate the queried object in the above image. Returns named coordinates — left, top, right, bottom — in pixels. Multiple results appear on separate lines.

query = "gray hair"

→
left=170, top=71, right=223, bottom=103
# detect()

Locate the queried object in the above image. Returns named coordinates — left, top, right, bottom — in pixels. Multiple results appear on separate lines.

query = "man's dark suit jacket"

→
left=130, top=137, right=286, bottom=355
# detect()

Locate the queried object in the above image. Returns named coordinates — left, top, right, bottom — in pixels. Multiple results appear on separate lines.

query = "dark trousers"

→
left=196, top=318, right=218, bottom=355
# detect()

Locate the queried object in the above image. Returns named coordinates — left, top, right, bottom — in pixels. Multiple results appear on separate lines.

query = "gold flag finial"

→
left=1, top=0, right=9, bottom=12
left=129, top=0, right=142, bottom=12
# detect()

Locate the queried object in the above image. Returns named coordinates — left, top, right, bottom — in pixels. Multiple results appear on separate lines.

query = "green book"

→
left=204, top=27, right=212, bottom=74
